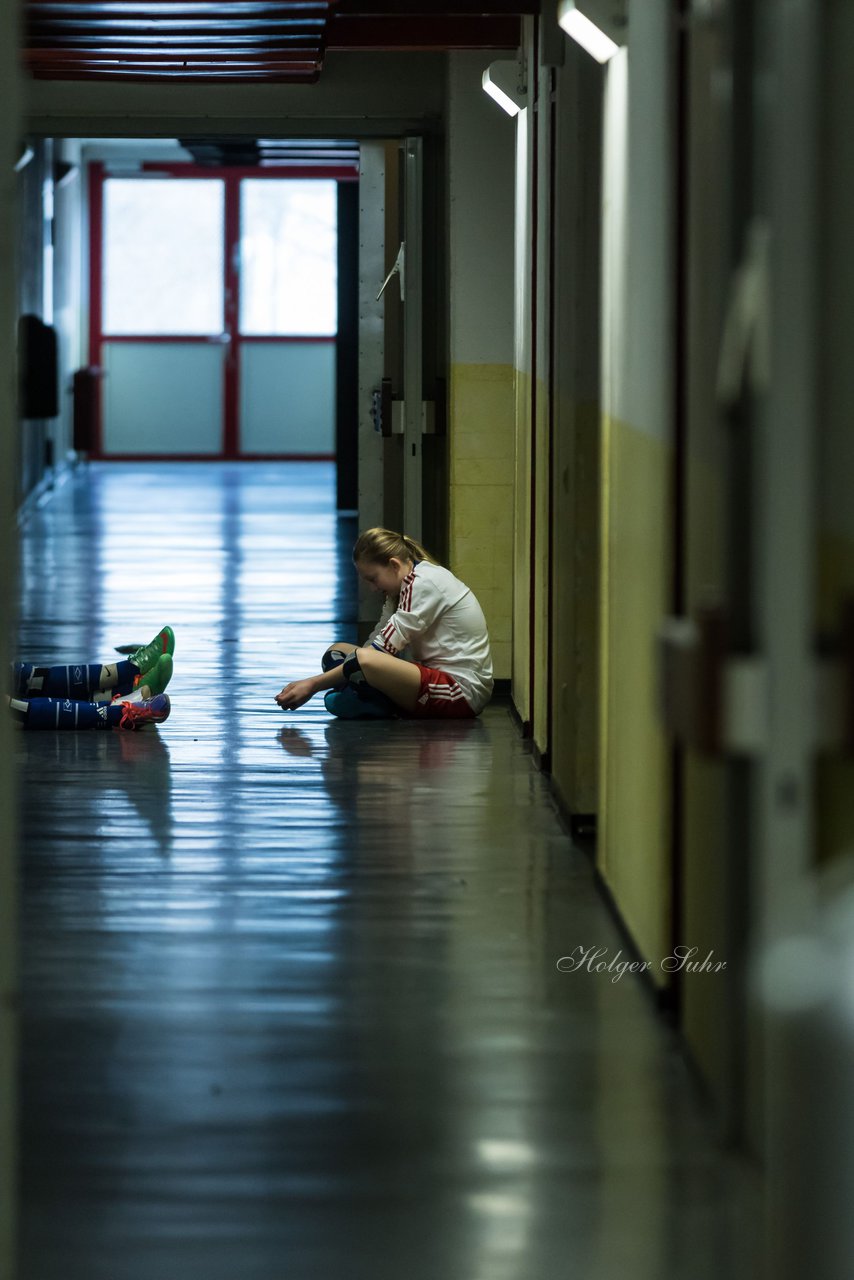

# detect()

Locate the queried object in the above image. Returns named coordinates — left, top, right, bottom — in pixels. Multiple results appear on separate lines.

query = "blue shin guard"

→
left=16, top=697, right=113, bottom=729
left=11, top=659, right=137, bottom=700
left=321, top=647, right=349, bottom=673
left=13, top=695, right=169, bottom=730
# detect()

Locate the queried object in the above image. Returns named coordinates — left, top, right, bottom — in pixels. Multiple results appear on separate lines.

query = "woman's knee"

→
left=321, top=641, right=356, bottom=672
left=340, top=646, right=385, bottom=689
left=357, top=645, right=375, bottom=665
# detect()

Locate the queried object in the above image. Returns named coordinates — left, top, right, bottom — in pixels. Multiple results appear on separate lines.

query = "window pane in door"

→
left=103, top=179, right=224, bottom=335
left=240, top=179, right=337, bottom=336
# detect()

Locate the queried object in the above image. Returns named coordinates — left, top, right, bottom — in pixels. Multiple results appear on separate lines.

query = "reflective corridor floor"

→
left=16, top=464, right=758, bottom=1280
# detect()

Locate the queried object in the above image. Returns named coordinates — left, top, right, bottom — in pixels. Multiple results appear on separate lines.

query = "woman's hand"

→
left=274, top=678, right=318, bottom=711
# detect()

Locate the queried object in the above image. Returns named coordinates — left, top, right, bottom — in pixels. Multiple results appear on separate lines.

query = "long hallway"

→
left=16, top=463, right=757, bottom=1279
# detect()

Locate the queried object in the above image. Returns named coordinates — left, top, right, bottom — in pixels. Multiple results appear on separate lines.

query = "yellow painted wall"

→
left=598, top=412, right=672, bottom=971
left=596, top=2, right=675, bottom=973
left=448, top=362, right=515, bottom=678
left=446, top=53, right=516, bottom=681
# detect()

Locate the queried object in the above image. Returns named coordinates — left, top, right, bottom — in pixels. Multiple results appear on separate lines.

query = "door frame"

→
left=87, top=161, right=357, bottom=460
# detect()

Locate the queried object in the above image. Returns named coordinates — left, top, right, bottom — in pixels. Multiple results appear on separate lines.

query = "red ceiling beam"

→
left=28, top=34, right=324, bottom=46
left=31, top=66, right=322, bottom=78
left=29, top=28, right=325, bottom=39
left=30, top=63, right=323, bottom=72
left=28, top=1, right=329, bottom=10
left=28, top=0, right=531, bottom=9
left=22, top=0, right=531, bottom=84
left=326, top=15, right=520, bottom=50
left=25, top=47, right=322, bottom=59
left=29, top=62, right=322, bottom=71
left=333, top=1, right=538, bottom=13
left=29, top=19, right=331, bottom=30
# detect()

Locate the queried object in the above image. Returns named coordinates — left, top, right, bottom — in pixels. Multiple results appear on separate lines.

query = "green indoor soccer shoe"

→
left=125, top=652, right=173, bottom=699
left=130, top=626, right=175, bottom=676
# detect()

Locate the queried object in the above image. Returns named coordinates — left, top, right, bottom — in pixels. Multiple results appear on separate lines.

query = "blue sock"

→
left=14, top=696, right=123, bottom=730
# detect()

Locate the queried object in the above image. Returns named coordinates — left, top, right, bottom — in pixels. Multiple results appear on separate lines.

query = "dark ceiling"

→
left=23, top=1, right=537, bottom=84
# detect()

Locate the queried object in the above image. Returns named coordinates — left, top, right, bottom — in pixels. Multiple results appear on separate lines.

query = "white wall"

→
left=602, top=8, right=673, bottom=443
left=447, top=51, right=515, bottom=367
left=54, top=138, right=84, bottom=461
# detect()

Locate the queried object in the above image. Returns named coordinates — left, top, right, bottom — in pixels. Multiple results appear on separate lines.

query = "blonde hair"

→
left=352, top=527, right=439, bottom=569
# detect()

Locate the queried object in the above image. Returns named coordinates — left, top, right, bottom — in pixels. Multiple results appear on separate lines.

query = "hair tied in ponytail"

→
left=353, top=527, right=439, bottom=568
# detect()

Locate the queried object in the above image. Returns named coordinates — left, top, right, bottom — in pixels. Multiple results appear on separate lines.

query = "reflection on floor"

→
left=16, top=463, right=759, bottom=1280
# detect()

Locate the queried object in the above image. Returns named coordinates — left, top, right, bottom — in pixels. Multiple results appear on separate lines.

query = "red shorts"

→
left=406, top=664, right=476, bottom=720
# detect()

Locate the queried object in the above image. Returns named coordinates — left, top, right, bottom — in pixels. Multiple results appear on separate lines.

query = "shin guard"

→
left=333, top=649, right=396, bottom=717
left=321, top=647, right=349, bottom=673
left=16, top=697, right=112, bottom=729
left=341, top=651, right=367, bottom=687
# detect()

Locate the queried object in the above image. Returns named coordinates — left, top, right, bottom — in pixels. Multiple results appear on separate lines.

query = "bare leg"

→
left=355, top=647, right=422, bottom=713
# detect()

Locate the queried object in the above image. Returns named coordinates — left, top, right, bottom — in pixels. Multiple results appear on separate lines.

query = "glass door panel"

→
left=103, top=343, right=224, bottom=456
left=94, top=169, right=340, bottom=459
left=100, top=176, right=225, bottom=456
left=103, top=179, right=224, bottom=334
left=239, top=343, right=335, bottom=455
left=237, top=178, right=337, bottom=455
left=239, top=179, right=337, bottom=335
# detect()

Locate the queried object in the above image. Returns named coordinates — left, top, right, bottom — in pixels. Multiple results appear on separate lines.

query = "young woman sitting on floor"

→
left=275, top=528, right=493, bottom=721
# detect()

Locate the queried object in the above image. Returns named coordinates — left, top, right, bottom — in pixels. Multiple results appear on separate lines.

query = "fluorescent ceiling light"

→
left=558, top=1, right=621, bottom=63
left=482, top=60, right=526, bottom=117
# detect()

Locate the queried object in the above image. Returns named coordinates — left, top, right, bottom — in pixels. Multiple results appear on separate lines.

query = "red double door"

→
left=89, top=164, right=347, bottom=459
